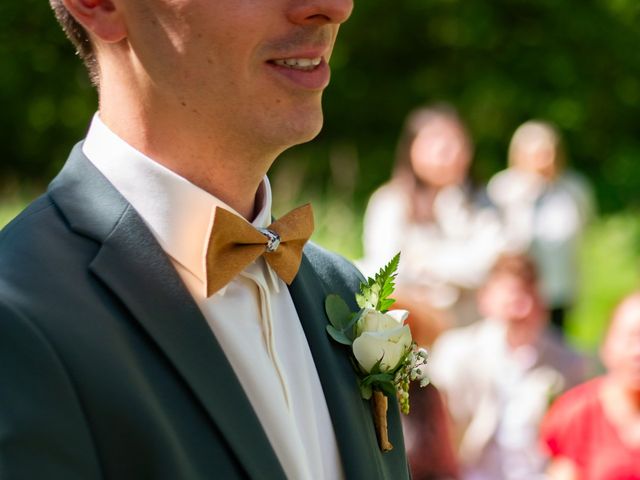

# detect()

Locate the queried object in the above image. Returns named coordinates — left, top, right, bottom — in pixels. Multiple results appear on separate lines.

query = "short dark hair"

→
left=49, top=0, right=99, bottom=85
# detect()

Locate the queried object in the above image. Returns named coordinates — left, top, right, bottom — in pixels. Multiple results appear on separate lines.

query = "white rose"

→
left=352, top=309, right=412, bottom=373
left=356, top=308, right=409, bottom=336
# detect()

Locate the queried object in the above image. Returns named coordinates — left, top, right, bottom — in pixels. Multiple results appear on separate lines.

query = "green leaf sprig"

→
left=325, top=253, right=401, bottom=346
left=355, top=252, right=400, bottom=312
left=325, top=294, right=361, bottom=346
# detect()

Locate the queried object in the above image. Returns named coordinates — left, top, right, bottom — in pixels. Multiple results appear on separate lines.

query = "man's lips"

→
left=270, top=57, right=322, bottom=70
left=266, top=53, right=331, bottom=91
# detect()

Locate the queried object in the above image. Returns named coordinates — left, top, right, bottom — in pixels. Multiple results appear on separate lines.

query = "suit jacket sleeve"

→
left=0, top=299, right=102, bottom=480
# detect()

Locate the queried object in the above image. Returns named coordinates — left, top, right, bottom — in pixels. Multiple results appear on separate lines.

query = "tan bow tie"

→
left=205, top=204, right=314, bottom=296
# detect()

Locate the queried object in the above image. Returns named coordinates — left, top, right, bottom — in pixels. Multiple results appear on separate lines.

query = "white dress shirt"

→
left=82, top=114, right=343, bottom=480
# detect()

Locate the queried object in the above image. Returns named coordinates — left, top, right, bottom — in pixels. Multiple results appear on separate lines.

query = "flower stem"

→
left=372, top=390, right=393, bottom=452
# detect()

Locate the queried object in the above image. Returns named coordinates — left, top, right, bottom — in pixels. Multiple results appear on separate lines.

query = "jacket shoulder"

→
left=303, top=242, right=364, bottom=295
left=0, top=193, right=63, bottom=289
left=0, top=192, right=100, bottom=322
left=0, top=194, right=56, bottom=240
left=0, top=192, right=78, bottom=257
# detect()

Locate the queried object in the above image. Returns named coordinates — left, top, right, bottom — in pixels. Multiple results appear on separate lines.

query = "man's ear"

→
left=61, top=0, right=127, bottom=43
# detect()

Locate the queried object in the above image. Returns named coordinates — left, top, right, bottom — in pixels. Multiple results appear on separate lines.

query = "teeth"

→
left=273, top=57, right=322, bottom=70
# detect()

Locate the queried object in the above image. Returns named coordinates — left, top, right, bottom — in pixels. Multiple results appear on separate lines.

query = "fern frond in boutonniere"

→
left=325, top=253, right=429, bottom=452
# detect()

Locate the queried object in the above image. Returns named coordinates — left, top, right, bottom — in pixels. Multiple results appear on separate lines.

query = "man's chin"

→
left=257, top=101, right=325, bottom=156
left=283, top=109, right=325, bottom=147
left=295, top=122, right=324, bottom=145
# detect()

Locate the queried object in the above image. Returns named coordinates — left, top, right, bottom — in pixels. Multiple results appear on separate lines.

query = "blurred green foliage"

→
left=2, top=1, right=640, bottom=212
left=0, top=199, right=24, bottom=229
left=0, top=2, right=96, bottom=182
left=568, top=211, right=640, bottom=353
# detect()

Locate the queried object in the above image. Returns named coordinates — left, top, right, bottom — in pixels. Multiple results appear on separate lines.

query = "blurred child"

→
left=541, top=292, right=640, bottom=479
left=428, top=254, right=586, bottom=480
left=361, top=105, right=503, bottom=342
left=488, top=121, right=594, bottom=333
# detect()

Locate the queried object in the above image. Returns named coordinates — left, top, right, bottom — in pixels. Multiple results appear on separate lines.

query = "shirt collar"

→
left=82, top=113, right=277, bottom=296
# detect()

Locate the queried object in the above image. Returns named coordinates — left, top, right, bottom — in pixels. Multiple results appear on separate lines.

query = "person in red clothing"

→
left=541, top=291, right=640, bottom=479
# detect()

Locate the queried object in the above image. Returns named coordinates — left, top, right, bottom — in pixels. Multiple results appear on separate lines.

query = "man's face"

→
left=116, top=0, right=353, bottom=154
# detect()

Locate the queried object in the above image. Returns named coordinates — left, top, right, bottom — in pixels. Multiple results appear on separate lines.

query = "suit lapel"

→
left=288, top=252, right=385, bottom=479
left=48, top=145, right=286, bottom=480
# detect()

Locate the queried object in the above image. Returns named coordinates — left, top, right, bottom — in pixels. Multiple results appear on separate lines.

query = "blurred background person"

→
left=361, top=105, right=503, bottom=344
left=541, top=291, right=640, bottom=480
left=428, top=254, right=586, bottom=480
left=488, top=120, right=595, bottom=334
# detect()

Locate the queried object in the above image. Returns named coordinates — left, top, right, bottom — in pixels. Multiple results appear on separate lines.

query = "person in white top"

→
left=428, top=254, right=586, bottom=480
left=0, top=0, right=411, bottom=479
left=361, top=105, right=504, bottom=343
left=487, top=120, right=595, bottom=333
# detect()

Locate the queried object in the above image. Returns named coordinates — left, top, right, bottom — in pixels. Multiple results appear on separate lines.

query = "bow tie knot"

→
left=205, top=204, right=314, bottom=296
left=257, top=228, right=281, bottom=253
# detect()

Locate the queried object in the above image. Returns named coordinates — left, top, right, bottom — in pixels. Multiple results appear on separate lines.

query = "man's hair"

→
left=49, top=0, right=99, bottom=85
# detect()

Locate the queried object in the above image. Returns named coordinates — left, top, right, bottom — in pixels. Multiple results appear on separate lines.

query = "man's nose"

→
left=287, top=0, right=354, bottom=26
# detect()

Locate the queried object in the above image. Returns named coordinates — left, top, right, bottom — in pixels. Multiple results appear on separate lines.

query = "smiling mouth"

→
left=269, top=57, right=322, bottom=71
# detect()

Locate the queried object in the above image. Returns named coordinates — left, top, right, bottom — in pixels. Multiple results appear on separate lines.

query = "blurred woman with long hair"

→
left=362, top=105, right=503, bottom=344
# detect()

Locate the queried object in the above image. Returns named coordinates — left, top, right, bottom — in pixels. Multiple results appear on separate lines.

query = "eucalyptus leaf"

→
left=325, top=294, right=352, bottom=330
left=326, top=325, right=353, bottom=346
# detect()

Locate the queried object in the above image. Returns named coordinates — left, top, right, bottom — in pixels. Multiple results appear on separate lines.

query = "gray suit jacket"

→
left=0, top=144, right=410, bottom=479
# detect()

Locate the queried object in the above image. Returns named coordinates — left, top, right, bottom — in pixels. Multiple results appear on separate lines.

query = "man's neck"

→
left=98, top=88, right=277, bottom=220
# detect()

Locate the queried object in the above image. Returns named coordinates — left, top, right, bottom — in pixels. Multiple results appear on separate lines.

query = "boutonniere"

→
left=325, top=253, right=429, bottom=452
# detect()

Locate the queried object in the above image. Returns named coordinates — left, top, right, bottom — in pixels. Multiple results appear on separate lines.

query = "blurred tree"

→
left=0, top=1, right=96, bottom=183
left=2, top=0, right=640, bottom=211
